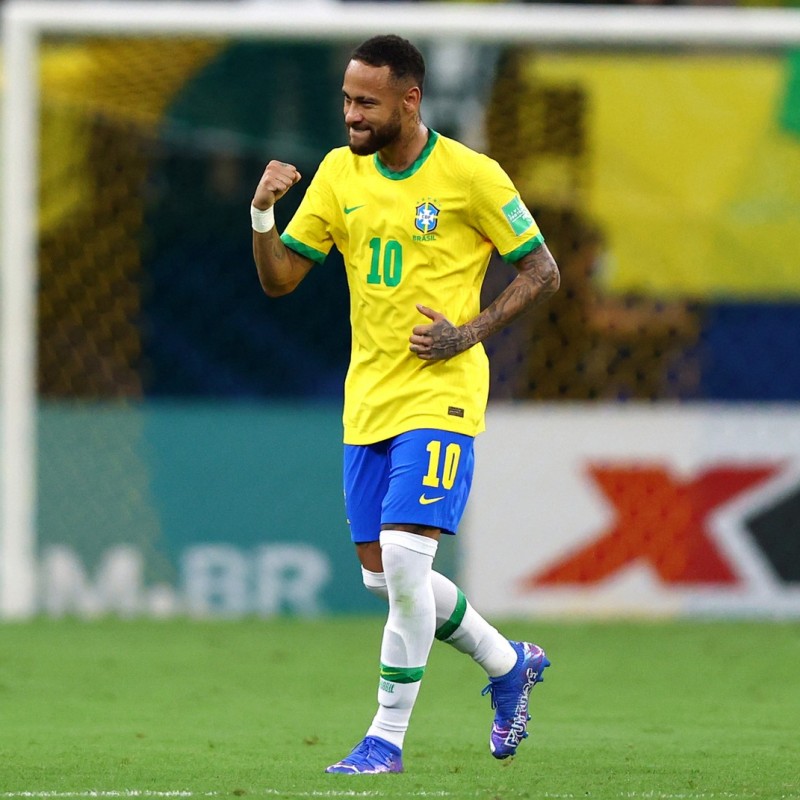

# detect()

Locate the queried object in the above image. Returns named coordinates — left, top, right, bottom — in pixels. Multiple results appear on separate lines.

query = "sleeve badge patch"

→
left=501, top=196, right=534, bottom=236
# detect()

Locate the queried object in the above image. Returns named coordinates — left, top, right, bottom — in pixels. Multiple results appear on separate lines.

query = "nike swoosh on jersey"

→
left=419, top=494, right=445, bottom=505
left=344, top=204, right=366, bottom=214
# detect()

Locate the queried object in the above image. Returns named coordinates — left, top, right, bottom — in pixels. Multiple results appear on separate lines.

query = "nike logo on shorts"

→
left=419, top=493, right=445, bottom=505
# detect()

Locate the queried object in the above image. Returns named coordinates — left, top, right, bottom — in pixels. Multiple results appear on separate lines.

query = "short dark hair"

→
left=350, top=35, right=425, bottom=93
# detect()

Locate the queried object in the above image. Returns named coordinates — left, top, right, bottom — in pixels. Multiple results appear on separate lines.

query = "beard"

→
left=347, top=111, right=402, bottom=156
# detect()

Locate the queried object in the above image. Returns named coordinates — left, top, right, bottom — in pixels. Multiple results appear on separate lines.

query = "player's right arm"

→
left=252, top=160, right=314, bottom=297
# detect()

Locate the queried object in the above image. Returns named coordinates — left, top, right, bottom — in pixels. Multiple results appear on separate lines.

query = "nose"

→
left=345, top=104, right=363, bottom=125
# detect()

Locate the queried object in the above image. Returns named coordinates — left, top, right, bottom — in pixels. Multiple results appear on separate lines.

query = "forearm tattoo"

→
left=268, top=229, right=286, bottom=262
left=466, top=244, right=560, bottom=345
left=412, top=245, right=559, bottom=361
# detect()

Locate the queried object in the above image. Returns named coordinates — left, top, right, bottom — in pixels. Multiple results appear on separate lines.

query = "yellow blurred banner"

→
left=521, top=53, right=800, bottom=300
left=38, top=39, right=222, bottom=234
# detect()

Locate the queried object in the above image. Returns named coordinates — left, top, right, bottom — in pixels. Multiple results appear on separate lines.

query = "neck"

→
left=378, top=123, right=430, bottom=173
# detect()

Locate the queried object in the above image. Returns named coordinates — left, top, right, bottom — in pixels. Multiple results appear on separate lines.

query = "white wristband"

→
left=251, top=204, right=275, bottom=233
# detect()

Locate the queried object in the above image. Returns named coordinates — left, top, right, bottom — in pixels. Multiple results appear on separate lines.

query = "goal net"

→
left=2, top=0, right=800, bottom=618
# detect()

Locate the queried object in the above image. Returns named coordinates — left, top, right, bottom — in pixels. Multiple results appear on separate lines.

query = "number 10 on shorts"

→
left=422, top=440, right=461, bottom=490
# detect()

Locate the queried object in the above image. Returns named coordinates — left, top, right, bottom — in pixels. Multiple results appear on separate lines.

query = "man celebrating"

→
left=251, top=34, right=559, bottom=774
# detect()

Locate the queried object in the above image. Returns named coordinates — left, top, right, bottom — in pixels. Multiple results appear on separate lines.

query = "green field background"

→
left=0, top=619, right=798, bottom=799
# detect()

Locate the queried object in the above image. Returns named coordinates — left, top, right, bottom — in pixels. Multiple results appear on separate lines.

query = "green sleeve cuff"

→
left=280, top=233, right=328, bottom=264
left=501, top=233, right=545, bottom=264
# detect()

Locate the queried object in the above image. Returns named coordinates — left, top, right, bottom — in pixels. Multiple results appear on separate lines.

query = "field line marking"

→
left=2, top=792, right=798, bottom=800
left=0, top=792, right=454, bottom=799
left=0, top=789, right=452, bottom=800
left=0, top=794, right=212, bottom=799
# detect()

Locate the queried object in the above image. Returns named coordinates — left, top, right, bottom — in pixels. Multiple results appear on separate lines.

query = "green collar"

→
left=374, top=130, right=439, bottom=180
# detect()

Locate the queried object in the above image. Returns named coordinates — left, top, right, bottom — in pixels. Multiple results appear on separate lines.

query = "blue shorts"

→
left=344, top=428, right=475, bottom=543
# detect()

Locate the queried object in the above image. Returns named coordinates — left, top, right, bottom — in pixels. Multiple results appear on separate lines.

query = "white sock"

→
left=366, top=530, right=437, bottom=749
left=431, top=572, right=517, bottom=677
left=361, top=565, right=517, bottom=678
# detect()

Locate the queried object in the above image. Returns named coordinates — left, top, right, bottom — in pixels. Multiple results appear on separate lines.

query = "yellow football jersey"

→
left=281, top=130, right=543, bottom=445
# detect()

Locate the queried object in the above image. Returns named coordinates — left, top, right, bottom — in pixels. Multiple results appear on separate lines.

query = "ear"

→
left=402, top=85, right=422, bottom=114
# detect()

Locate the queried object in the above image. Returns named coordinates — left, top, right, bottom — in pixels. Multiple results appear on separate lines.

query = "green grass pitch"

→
left=0, top=618, right=798, bottom=799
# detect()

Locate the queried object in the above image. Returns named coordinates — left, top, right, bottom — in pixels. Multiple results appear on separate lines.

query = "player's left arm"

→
left=409, top=243, right=560, bottom=361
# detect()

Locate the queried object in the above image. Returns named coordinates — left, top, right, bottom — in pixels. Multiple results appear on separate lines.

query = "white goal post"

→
left=2, top=0, right=800, bottom=619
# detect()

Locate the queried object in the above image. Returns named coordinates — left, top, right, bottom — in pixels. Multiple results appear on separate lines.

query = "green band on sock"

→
left=435, top=588, right=467, bottom=641
left=380, top=663, right=425, bottom=684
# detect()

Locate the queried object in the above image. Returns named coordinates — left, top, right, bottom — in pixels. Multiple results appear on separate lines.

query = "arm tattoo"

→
left=269, top=229, right=287, bottom=262
left=420, top=246, right=558, bottom=360
left=253, top=227, right=313, bottom=296
left=464, top=244, right=560, bottom=346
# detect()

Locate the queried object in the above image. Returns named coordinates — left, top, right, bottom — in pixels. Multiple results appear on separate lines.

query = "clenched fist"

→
left=252, top=160, right=302, bottom=210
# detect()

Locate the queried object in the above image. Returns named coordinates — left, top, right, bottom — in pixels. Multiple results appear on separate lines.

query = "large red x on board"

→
left=520, top=464, right=778, bottom=588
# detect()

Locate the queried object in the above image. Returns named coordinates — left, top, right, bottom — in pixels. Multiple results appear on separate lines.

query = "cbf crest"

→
left=414, top=200, right=440, bottom=236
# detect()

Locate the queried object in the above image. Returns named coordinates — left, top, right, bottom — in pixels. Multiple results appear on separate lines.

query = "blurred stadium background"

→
left=1, top=0, right=800, bottom=620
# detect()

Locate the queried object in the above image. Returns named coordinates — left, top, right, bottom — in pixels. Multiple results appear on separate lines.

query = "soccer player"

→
left=250, top=34, right=559, bottom=775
